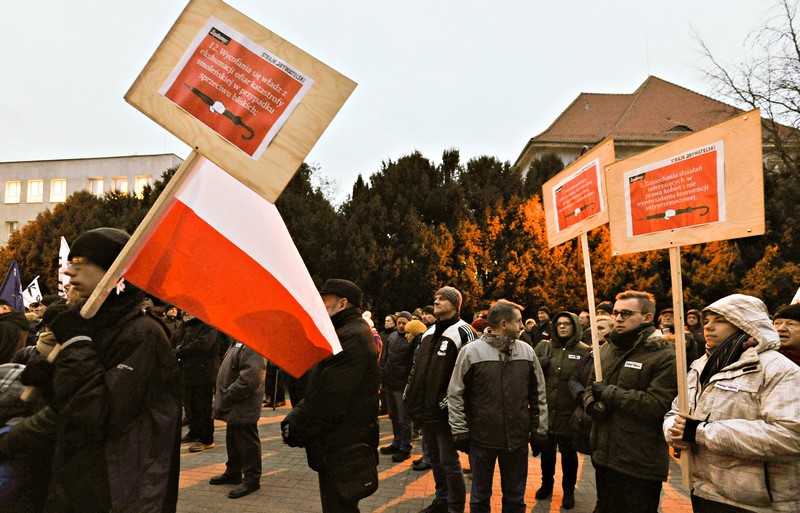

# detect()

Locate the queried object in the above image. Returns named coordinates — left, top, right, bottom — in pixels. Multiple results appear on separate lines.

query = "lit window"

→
left=50, top=179, right=67, bottom=202
left=89, top=178, right=104, bottom=196
left=27, top=180, right=44, bottom=203
left=4, top=181, right=21, bottom=203
left=134, top=175, right=152, bottom=198
left=113, top=177, right=129, bottom=193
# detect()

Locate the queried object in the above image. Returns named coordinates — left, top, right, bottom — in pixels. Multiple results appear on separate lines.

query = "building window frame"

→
left=50, top=179, right=67, bottom=203
left=4, top=181, right=21, bottom=204
left=27, top=179, right=44, bottom=203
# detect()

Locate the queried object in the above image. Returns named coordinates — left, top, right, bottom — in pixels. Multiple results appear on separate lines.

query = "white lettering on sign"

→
left=624, top=361, right=643, bottom=370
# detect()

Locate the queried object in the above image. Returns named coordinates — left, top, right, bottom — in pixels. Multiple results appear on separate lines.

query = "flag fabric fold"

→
left=58, top=236, right=70, bottom=298
left=0, top=261, right=25, bottom=312
left=23, top=276, right=42, bottom=308
left=122, top=157, right=341, bottom=377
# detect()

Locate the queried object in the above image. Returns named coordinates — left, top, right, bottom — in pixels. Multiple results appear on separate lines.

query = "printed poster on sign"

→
left=159, top=17, right=314, bottom=160
left=623, top=141, right=725, bottom=237
left=553, top=159, right=603, bottom=232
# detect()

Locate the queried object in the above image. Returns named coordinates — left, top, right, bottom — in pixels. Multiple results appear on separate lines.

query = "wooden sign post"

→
left=605, top=109, right=765, bottom=488
left=542, top=137, right=616, bottom=380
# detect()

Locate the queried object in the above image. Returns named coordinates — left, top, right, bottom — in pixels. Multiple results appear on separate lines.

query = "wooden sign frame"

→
left=606, top=110, right=763, bottom=255
left=542, top=137, right=615, bottom=248
left=125, top=0, right=356, bottom=202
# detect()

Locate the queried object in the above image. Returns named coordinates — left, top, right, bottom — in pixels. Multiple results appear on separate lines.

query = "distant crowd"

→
left=0, top=226, right=798, bottom=513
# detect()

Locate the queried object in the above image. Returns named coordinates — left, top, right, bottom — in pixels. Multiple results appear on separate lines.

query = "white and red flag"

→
left=120, top=156, right=340, bottom=376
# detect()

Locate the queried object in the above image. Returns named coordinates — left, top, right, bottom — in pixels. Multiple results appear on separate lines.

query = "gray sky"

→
left=1, top=1, right=773, bottom=202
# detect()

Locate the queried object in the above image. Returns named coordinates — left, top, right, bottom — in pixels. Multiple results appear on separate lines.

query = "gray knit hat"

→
left=435, top=286, right=462, bottom=311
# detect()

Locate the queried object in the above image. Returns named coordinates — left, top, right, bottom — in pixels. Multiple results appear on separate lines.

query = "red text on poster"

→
left=160, top=18, right=313, bottom=160
left=553, top=160, right=603, bottom=232
left=624, top=142, right=725, bottom=237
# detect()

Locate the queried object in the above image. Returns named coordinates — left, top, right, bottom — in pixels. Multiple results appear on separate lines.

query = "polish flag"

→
left=122, top=156, right=341, bottom=377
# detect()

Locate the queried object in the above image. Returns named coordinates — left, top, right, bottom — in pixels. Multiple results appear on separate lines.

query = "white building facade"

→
left=0, top=153, right=183, bottom=243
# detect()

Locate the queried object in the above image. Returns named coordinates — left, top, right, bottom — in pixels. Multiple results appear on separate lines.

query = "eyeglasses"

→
left=612, top=310, right=641, bottom=319
left=555, top=322, right=572, bottom=328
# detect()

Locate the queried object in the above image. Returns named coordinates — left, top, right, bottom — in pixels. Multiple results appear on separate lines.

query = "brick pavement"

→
left=177, top=406, right=692, bottom=512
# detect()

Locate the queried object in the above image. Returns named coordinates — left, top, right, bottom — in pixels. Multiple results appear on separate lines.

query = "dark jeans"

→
left=385, top=389, right=412, bottom=452
left=185, top=384, right=214, bottom=444
left=225, top=423, right=262, bottom=485
left=424, top=424, right=465, bottom=513
left=540, top=435, right=578, bottom=491
left=265, top=364, right=285, bottom=403
left=593, top=464, right=662, bottom=513
left=318, top=468, right=360, bottom=513
left=691, top=494, right=755, bottom=513
left=469, top=445, right=528, bottom=513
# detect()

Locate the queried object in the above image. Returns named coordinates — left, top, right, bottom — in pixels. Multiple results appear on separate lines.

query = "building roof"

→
left=529, top=76, right=742, bottom=145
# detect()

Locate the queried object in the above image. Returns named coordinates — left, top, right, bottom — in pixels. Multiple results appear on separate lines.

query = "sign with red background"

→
left=160, top=17, right=313, bottom=159
left=553, top=159, right=603, bottom=232
left=624, top=142, right=725, bottom=236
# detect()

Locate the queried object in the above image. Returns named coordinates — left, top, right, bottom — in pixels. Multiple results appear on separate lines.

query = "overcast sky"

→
left=1, top=1, right=774, bottom=202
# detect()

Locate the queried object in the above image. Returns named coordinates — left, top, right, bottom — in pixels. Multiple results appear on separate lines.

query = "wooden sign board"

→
left=125, top=0, right=356, bottom=202
left=542, top=138, right=615, bottom=248
left=606, top=110, right=764, bottom=255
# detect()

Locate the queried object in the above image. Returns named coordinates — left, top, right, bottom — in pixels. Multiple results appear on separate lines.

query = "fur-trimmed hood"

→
left=704, top=294, right=780, bottom=352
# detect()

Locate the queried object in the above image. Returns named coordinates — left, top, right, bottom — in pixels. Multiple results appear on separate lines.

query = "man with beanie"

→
left=448, top=300, right=547, bottom=513
left=665, top=294, right=800, bottom=512
left=379, top=310, right=416, bottom=461
left=530, top=306, right=553, bottom=347
left=282, top=279, right=380, bottom=513
left=406, top=286, right=475, bottom=513
left=0, top=299, right=29, bottom=364
left=773, top=303, right=800, bottom=367
left=584, top=290, right=677, bottom=513
left=0, top=227, right=181, bottom=512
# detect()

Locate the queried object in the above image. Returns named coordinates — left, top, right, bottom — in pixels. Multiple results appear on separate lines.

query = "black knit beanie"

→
left=68, top=228, right=130, bottom=270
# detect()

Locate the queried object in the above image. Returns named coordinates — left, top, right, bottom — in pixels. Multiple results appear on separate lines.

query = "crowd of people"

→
left=0, top=226, right=799, bottom=513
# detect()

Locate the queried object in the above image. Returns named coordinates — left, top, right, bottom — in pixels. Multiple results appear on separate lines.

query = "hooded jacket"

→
left=448, top=331, right=548, bottom=450
left=663, top=294, right=800, bottom=512
left=533, top=312, right=591, bottom=436
left=585, top=323, right=677, bottom=481
left=0, top=310, right=30, bottom=364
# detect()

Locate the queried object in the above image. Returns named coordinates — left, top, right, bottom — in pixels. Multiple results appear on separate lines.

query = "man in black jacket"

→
left=282, top=279, right=380, bottom=513
left=406, top=286, right=475, bottom=513
left=448, top=299, right=547, bottom=513
left=173, top=312, right=225, bottom=452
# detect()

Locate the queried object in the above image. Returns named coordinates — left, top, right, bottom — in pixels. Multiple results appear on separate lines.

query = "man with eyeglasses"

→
left=774, top=304, right=800, bottom=367
left=584, top=290, right=677, bottom=513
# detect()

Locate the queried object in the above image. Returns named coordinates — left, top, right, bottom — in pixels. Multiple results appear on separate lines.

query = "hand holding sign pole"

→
left=606, top=109, right=765, bottom=489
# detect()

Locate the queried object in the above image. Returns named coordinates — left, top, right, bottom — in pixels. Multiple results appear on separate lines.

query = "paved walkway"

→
left=177, top=406, right=692, bottom=512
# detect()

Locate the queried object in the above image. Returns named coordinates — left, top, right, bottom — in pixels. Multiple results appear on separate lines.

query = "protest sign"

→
left=126, top=0, right=356, bottom=202
left=606, top=110, right=763, bottom=255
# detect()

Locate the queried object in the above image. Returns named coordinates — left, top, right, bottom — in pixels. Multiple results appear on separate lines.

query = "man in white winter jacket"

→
left=664, top=294, right=800, bottom=513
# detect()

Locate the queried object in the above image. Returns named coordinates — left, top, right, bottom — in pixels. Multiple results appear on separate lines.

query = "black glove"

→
left=453, top=433, right=470, bottom=454
left=586, top=401, right=609, bottom=422
left=20, top=354, right=54, bottom=388
left=538, top=356, right=551, bottom=371
left=682, top=418, right=702, bottom=444
left=281, top=421, right=302, bottom=447
left=530, top=433, right=548, bottom=457
left=50, top=309, right=98, bottom=343
left=591, top=380, right=609, bottom=402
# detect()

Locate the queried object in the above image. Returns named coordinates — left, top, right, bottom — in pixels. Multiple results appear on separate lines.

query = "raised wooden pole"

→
left=669, top=246, right=692, bottom=489
left=581, top=233, right=602, bottom=381
left=80, top=151, right=201, bottom=319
